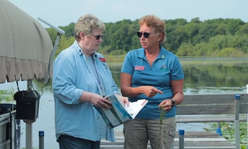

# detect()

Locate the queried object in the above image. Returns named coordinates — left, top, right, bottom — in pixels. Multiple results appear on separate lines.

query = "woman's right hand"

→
left=142, top=86, right=163, bottom=97
left=91, top=94, right=112, bottom=109
left=80, top=92, right=111, bottom=109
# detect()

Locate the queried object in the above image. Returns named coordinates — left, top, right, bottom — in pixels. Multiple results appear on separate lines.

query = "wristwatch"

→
left=171, top=98, right=175, bottom=107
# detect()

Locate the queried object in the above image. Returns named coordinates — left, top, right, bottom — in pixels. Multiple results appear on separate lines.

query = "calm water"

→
left=0, top=58, right=248, bottom=149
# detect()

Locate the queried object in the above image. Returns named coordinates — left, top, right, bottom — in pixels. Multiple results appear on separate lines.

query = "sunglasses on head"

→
left=137, top=32, right=156, bottom=38
left=92, top=34, right=103, bottom=40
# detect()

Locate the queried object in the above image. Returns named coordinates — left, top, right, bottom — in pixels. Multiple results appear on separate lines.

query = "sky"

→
left=8, top=0, right=248, bottom=28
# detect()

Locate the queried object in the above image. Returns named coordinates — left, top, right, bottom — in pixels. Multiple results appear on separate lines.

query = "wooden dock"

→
left=100, top=130, right=236, bottom=149
left=100, top=94, right=248, bottom=149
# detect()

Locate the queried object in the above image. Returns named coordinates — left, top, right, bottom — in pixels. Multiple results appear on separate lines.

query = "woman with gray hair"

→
left=121, top=15, right=184, bottom=149
left=52, top=14, right=128, bottom=149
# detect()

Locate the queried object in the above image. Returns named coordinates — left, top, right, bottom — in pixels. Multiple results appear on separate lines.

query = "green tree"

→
left=216, top=24, right=228, bottom=35
left=238, top=24, right=248, bottom=36
left=44, top=18, right=248, bottom=58
left=190, top=17, right=202, bottom=23
left=218, top=47, right=243, bottom=57
left=59, top=22, right=75, bottom=37
left=184, top=23, right=201, bottom=44
left=198, top=24, right=218, bottom=43
left=166, top=26, right=188, bottom=53
left=226, top=19, right=245, bottom=35
left=176, top=43, right=194, bottom=56
left=194, top=42, right=209, bottom=56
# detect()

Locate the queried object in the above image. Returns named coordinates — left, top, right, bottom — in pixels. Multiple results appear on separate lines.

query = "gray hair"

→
left=74, top=14, right=105, bottom=40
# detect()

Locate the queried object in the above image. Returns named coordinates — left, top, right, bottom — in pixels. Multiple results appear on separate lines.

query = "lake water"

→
left=0, top=58, right=248, bottom=149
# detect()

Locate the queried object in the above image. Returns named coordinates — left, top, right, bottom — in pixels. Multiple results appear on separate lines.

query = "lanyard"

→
left=92, top=57, right=106, bottom=97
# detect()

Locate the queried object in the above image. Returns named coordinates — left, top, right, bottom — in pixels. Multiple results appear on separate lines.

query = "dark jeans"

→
left=58, top=135, right=100, bottom=149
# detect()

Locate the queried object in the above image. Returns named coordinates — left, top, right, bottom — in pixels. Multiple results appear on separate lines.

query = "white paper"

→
left=124, top=99, right=148, bottom=119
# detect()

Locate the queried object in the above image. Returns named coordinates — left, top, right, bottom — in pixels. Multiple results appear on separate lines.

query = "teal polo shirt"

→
left=121, top=47, right=184, bottom=119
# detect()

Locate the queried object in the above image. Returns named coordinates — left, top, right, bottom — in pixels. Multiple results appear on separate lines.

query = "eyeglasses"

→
left=92, top=34, right=103, bottom=40
left=137, top=32, right=156, bottom=38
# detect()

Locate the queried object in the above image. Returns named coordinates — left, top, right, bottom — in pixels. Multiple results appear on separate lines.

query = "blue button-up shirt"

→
left=52, top=41, right=119, bottom=142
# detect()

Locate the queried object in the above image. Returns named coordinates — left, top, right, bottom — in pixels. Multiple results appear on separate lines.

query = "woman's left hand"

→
left=115, top=94, right=130, bottom=106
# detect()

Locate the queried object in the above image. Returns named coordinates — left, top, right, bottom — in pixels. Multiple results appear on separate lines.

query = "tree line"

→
left=46, top=17, right=248, bottom=57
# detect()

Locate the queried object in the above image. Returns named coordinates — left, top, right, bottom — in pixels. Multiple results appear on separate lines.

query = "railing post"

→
left=179, top=129, right=184, bottom=149
left=39, top=131, right=44, bottom=149
left=235, top=94, right=240, bottom=149
left=216, top=122, right=222, bottom=136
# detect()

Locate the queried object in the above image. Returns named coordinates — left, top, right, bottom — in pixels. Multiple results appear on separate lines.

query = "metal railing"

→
left=0, top=110, right=20, bottom=149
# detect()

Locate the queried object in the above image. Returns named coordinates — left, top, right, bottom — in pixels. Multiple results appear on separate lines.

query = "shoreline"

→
left=107, top=58, right=248, bottom=67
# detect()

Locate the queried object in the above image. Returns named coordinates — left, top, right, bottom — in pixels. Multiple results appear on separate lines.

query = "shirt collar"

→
left=137, top=45, right=166, bottom=60
left=158, top=47, right=167, bottom=60
left=73, top=41, right=98, bottom=58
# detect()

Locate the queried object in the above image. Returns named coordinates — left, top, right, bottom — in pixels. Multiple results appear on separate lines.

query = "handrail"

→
left=0, top=110, right=16, bottom=149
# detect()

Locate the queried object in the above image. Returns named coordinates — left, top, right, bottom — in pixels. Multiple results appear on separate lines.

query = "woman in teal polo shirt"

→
left=121, top=15, right=184, bottom=149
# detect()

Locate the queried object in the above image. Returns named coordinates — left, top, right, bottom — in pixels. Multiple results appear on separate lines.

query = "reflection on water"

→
left=0, top=59, right=248, bottom=149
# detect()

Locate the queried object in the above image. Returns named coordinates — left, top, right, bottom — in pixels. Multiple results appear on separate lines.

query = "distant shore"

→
left=106, top=56, right=248, bottom=67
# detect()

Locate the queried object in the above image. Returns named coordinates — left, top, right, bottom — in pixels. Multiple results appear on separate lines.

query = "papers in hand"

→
left=94, top=94, right=148, bottom=129
left=124, top=99, right=148, bottom=119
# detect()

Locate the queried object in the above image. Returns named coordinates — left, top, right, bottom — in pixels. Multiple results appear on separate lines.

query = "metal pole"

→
left=26, top=123, right=32, bottom=149
left=234, top=94, right=240, bottom=149
left=37, top=17, right=65, bottom=84
left=39, top=131, right=44, bottom=149
left=42, top=32, right=63, bottom=83
left=179, top=129, right=184, bottom=149
left=25, top=79, right=35, bottom=149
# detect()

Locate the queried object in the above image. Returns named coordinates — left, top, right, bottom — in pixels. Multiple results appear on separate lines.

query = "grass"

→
left=104, top=55, right=126, bottom=63
left=0, top=88, right=15, bottom=103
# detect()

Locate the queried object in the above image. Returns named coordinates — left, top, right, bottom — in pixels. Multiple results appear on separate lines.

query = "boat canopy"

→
left=0, top=0, right=53, bottom=83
